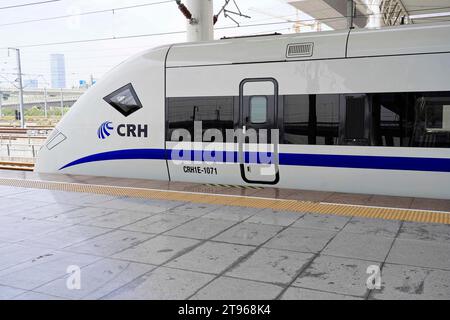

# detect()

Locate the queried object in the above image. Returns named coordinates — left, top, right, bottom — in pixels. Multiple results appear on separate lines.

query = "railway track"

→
left=0, top=161, right=34, bottom=171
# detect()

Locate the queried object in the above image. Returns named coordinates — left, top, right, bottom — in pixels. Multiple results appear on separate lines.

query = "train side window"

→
left=283, top=94, right=339, bottom=145
left=371, top=93, right=404, bottom=147
left=409, top=95, right=450, bottom=148
left=340, top=94, right=369, bottom=145
left=425, top=104, right=447, bottom=130
left=167, top=96, right=234, bottom=141
left=250, top=96, right=268, bottom=124
left=103, top=83, right=143, bottom=117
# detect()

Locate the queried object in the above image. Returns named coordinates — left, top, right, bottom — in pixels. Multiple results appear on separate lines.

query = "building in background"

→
left=24, top=79, right=39, bottom=89
left=50, top=54, right=66, bottom=89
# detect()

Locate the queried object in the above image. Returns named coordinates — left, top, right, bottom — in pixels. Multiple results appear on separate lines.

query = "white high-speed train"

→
left=36, top=22, right=450, bottom=199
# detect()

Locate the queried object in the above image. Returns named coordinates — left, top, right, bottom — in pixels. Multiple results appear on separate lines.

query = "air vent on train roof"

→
left=286, top=42, right=314, bottom=58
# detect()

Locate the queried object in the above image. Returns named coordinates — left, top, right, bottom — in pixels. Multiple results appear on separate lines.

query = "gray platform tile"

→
left=371, top=263, right=450, bottom=300
left=1, top=197, right=52, bottom=214
left=0, top=244, right=56, bottom=271
left=0, top=217, right=70, bottom=241
left=94, top=197, right=181, bottom=213
left=9, top=203, right=81, bottom=219
left=0, top=186, right=28, bottom=197
left=45, top=206, right=115, bottom=223
left=166, top=242, right=254, bottom=274
left=102, top=267, right=214, bottom=300
left=19, top=225, right=110, bottom=249
left=203, top=206, right=261, bottom=222
left=0, top=252, right=100, bottom=290
left=0, top=285, right=25, bottom=300
left=342, top=217, right=401, bottom=238
left=322, top=232, right=394, bottom=262
left=9, top=189, right=87, bottom=204
left=292, top=255, right=379, bottom=297
left=65, top=230, right=153, bottom=257
left=165, top=218, right=236, bottom=240
left=122, top=213, right=194, bottom=234
left=13, top=292, right=66, bottom=300
left=81, top=210, right=152, bottom=229
left=61, top=194, right=121, bottom=206
left=213, top=222, right=283, bottom=246
left=166, top=203, right=221, bottom=217
left=386, top=239, right=450, bottom=270
left=280, top=287, right=363, bottom=300
left=226, top=247, right=314, bottom=285
left=291, top=213, right=350, bottom=231
left=246, top=209, right=302, bottom=226
left=398, top=221, right=450, bottom=243
left=113, top=235, right=200, bottom=265
left=264, top=227, right=337, bottom=253
left=35, top=258, right=156, bottom=300
left=190, top=277, right=283, bottom=300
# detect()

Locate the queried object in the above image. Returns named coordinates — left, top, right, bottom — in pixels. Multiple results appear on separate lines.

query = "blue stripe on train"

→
left=59, top=148, right=450, bottom=173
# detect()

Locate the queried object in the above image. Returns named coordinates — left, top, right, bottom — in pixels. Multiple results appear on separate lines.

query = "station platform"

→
left=0, top=169, right=449, bottom=300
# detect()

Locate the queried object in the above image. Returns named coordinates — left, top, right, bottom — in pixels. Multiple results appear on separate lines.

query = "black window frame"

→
left=103, top=83, right=143, bottom=117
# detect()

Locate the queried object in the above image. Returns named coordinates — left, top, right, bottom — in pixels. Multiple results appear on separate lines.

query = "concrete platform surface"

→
left=1, top=179, right=450, bottom=300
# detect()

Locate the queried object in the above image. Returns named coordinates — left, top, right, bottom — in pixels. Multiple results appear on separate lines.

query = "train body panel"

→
left=35, top=45, right=170, bottom=180
left=35, top=22, right=450, bottom=199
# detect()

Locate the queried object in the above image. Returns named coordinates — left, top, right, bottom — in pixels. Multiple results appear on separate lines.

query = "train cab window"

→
left=249, top=96, right=268, bottom=124
left=103, top=83, right=143, bottom=117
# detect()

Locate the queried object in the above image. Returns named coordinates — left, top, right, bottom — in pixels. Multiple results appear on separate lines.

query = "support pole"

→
left=365, top=0, right=383, bottom=28
left=9, top=48, right=25, bottom=128
left=0, top=90, right=2, bottom=118
left=44, top=87, right=48, bottom=118
left=347, top=0, right=354, bottom=29
left=186, top=0, right=214, bottom=42
left=60, top=88, right=64, bottom=116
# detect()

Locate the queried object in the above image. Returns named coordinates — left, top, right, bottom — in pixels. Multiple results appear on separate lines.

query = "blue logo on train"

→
left=97, top=121, right=114, bottom=140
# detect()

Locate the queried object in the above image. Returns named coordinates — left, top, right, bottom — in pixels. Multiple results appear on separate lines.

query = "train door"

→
left=239, top=78, right=280, bottom=184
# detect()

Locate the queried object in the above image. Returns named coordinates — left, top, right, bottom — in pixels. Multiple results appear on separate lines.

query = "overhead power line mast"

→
left=176, top=0, right=214, bottom=42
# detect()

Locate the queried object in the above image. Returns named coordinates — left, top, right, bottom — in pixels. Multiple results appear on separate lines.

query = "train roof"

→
left=166, top=22, right=450, bottom=68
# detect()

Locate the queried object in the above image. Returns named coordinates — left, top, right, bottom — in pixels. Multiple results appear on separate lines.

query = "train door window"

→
left=103, top=83, right=143, bottom=117
left=250, top=96, right=268, bottom=124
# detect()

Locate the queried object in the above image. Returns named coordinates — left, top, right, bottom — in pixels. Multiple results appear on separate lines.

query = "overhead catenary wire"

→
left=1, top=2, right=450, bottom=29
left=0, top=0, right=176, bottom=27
left=0, top=0, right=62, bottom=11
left=5, top=5, right=448, bottom=50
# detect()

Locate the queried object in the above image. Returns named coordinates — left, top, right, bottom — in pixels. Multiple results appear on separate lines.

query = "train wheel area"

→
left=0, top=169, right=449, bottom=300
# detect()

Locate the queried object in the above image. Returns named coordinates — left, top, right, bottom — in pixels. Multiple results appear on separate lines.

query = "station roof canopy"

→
left=401, top=0, right=450, bottom=24
left=284, top=0, right=450, bottom=29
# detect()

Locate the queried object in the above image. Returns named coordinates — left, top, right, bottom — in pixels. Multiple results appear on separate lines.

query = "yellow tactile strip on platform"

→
left=1, top=177, right=449, bottom=225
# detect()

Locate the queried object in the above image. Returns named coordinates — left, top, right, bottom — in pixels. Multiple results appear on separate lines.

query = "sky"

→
left=0, top=0, right=328, bottom=89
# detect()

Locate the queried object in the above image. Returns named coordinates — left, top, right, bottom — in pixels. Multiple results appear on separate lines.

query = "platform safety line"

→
left=0, top=177, right=449, bottom=225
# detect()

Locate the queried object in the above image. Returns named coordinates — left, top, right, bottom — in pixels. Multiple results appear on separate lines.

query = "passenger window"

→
left=103, top=83, right=143, bottom=117
left=167, top=96, right=234, bottom=141
left=425, top=104, right=450, bottom=131
left=250, top=96, right=267, bottom=124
